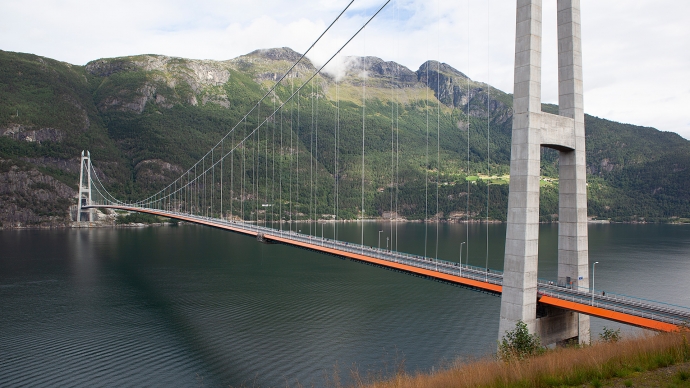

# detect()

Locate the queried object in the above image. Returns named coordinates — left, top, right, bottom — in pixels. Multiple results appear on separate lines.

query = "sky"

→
left=1, top=0, right=689, bottom=139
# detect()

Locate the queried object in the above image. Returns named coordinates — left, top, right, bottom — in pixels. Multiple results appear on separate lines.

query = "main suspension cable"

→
left=126, top=0, right=355, bottom=208
left=103, top=0, right=392, bottom=217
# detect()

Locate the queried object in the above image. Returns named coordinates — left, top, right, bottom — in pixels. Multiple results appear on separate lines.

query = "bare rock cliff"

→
left=0, top=160, right=75, bottom=228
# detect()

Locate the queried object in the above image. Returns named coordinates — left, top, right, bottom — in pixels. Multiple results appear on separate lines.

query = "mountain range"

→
left=1, top=47, right=689, bottom=228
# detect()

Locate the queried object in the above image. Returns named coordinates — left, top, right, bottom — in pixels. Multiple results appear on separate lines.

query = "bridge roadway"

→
left=87, top=205, right=690, bottom=332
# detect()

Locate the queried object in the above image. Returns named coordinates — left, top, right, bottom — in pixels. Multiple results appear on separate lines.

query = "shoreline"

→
left=3, top=217, right=690, bottom=231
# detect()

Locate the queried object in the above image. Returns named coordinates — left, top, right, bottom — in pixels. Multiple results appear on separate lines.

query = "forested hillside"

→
left=1, top=47, right=689, bottom=227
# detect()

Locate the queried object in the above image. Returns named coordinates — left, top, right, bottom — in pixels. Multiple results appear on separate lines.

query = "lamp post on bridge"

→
left=591, top=261, right=599, bottom=306
left=386, top=237, right=389, bottom=251
left=459, top=241, right=466, bottom=271
left=378, top=230, right=383, bottom=249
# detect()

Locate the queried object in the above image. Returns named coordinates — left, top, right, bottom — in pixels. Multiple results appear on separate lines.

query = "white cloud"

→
left=1, top=0, right=689, bottom=138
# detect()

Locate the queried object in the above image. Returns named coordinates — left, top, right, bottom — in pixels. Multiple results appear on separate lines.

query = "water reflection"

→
left=0, top=223, right=688, bottom=387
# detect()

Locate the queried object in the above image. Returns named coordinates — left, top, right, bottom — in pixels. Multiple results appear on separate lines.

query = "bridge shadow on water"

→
left=106, top=223, right=504, bottom=386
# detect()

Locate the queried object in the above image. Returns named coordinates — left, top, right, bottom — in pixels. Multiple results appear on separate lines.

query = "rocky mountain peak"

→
left=416, top=59, right=490, bottom=110
left=85, top=57, right=143, bottom=77
left=230, top=47, right=317, bottom=82
left=245, top=47, right=304, bottom=62
left=417, top=60, right=469, bottom=80
left=337, top=56, right=418, bottom=86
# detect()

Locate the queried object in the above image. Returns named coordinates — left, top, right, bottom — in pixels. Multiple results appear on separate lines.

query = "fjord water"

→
left=1, top=223, right=689, bottom=387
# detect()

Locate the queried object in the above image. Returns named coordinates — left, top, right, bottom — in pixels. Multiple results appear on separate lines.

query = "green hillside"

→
left=1, top=47, right=689, bottom=227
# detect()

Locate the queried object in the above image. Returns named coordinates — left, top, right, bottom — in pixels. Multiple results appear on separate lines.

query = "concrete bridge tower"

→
left=76, top=150, right=93, bottom=222
left=498, top=0, right=590, bottom=345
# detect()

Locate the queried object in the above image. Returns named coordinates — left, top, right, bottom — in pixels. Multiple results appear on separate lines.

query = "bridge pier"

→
left=499, top=0, right=590, bottom=346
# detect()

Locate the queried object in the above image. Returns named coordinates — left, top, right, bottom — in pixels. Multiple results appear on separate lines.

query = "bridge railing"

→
left=200, top=213, right=690, bottom=327
left=536, top=279, right=690, bottom=326
left=175, top=212, right=507, bottom=288
left=89, top=205, right=690, bottom=327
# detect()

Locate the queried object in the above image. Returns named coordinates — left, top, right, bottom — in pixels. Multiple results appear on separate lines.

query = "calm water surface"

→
left=1, top=223, right=689, bottom=387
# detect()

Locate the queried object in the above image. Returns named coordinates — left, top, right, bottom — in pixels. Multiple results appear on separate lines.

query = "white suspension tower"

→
left=499, top=0, right=590, bottom=346
left=77, top=150, right=93, bottom=222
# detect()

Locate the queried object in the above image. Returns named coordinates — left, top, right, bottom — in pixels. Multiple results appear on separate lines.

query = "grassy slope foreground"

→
left=1, top=47, right=690, bottom=227
left=358, top=332, right=690, bottom=388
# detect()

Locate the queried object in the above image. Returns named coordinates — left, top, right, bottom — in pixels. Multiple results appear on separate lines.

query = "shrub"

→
left=498, top=320, right=544, bottom=361
left=600, top=327, right=622, bottom=343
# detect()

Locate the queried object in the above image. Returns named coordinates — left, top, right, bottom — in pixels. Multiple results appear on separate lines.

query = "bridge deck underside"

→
left=86, top=205, right=684, bottom=333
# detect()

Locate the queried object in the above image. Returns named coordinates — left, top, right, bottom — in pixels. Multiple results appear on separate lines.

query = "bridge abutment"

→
left=499, top=0, right=590, bottom=346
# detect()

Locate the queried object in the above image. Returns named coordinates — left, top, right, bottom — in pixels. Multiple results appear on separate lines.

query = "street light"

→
left=591, top=261, right=599, bottom=306
left=378, top=230, right=383, bottom=249
left=386, top=237, right=389, bottom=251
left=459, top=241, right=466, bottom=271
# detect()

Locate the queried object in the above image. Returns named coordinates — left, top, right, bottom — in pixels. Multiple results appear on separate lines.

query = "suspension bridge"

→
left=76, top=0, right=689, bottom=345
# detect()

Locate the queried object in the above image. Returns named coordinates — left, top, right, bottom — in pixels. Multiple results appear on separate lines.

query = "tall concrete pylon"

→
left=498, top=0, right=590, bottom=345
left=77, top=150, right=93, bottom=222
